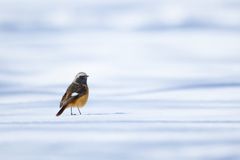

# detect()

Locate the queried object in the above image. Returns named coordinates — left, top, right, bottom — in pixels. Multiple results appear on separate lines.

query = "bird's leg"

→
left=77, top=107, right=81, bottom=115
left=71, top=107, right=76, bottom=115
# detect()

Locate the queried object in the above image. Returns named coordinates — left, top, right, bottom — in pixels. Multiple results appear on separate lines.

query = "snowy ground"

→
left=0, top=0, right=240, bottom=160
left=1, top=99, right=240, bottom=160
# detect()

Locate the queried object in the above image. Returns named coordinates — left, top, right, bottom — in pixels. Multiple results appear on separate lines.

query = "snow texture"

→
left=0, top=0, right=240, bottom=160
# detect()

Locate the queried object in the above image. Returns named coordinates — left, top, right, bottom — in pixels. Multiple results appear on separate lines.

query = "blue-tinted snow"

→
left=0, top=0, right=240, bottom=160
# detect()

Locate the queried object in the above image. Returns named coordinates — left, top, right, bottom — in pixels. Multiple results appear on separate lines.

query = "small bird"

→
left=56, top=72, right=89, bottom=116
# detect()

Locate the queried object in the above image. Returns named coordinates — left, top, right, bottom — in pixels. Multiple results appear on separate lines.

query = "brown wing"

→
left=60, top=93, right=67, bottom=108
left=59, top=83, right=87, bottom=108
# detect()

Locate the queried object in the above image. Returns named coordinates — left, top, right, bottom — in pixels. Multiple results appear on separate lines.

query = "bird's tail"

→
left=56, top=106, right=67, bottom=116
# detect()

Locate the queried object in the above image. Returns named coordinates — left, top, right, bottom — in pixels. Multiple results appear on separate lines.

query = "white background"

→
left=0, top=0, right=240, bottom=159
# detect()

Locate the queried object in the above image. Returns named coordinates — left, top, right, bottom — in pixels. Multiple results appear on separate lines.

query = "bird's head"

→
left=74, top=72, right=89, bottom=85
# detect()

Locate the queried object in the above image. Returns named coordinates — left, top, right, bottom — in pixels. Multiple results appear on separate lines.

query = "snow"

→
left=0, top=0, right=240, bottom=160
left=1, top=100, right=240, bottom=160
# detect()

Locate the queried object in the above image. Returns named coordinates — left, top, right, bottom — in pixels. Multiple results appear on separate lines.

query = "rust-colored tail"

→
left=56, top=106, right=67, bottom=116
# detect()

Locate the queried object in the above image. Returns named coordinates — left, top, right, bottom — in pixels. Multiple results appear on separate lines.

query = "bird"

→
left=56, top=72, right=89, bottom=116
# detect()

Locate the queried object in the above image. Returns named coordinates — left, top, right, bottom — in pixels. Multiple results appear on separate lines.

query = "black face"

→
left=75, top=75, right=88, bottom=85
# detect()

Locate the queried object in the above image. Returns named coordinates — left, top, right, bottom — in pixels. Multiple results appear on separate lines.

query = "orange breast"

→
left=66, top=85, right=89, bottom=108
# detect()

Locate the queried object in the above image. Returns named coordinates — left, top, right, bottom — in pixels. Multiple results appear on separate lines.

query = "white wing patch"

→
left=71, top=92, right=78, bottom=96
